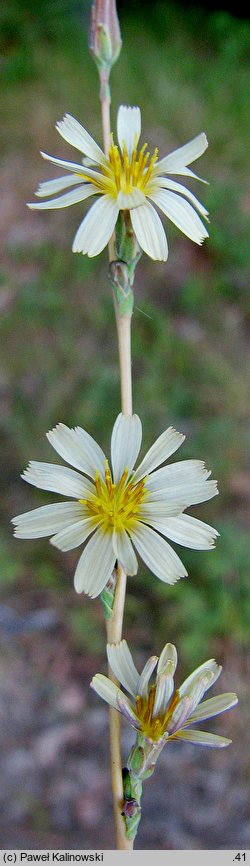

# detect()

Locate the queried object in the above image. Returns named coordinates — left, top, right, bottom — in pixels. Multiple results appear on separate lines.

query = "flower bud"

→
left=89, top=0, right=122, bottom=75
left=122, top=798, right=139, bottom=819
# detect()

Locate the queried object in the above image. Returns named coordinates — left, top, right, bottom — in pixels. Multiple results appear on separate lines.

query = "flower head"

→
left=28, top=106, right=209, bottom=261
left=12, top=413, right=218, bottom=597
left=91, top=640, right=238, bottom=748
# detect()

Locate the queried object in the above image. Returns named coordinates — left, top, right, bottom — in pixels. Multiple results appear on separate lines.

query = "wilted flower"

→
left=91, top=640, right=238, bottom=748
left=28, top=106, right=209, bottom=261
left=12, top=413, right=218, bottom=597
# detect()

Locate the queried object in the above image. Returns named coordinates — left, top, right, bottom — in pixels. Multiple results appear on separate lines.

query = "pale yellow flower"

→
left=92, top=640, right=238, bottom=748
left=28, top=106, right=209, bottom=260
left=12, top=414, right=218, bottom=597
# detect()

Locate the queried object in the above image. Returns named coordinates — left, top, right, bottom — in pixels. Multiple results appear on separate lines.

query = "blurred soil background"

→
left=0, top=0, right=250, bottom=850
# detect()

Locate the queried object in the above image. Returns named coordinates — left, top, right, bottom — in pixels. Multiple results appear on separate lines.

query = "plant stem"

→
left=114, top=302, right=133, bottom=416
left=106, top=562, right=132, bottom=850
left=100, top=72, right=133, bottom=850
left=100, top=79, right=133, bottom=417
left=105, top=306, right=133, bottom=848
left=100, top=76, right=116, bottom=263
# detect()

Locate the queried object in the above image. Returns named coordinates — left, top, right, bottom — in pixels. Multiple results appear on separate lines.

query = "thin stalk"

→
left=100, top=75, right=116, bottom=263
left=106, top=562, right=131, bottom=850
left=100, top=72, right=133, bottom=850
left=100, top=77, right=133, bottom=416
left=114, top=302, right=133, bottom=416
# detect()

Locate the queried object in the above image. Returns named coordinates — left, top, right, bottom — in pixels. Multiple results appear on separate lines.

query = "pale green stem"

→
left=106, top=562, right=131, bottom=850
left=114, top=302, right=133, bottom=416
left=100, top=72, right=133, bottom=851
left=100, top=73, right=116, bottom=263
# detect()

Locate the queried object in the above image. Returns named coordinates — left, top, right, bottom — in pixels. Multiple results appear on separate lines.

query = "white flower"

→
left=27, top=106, right=209, bottom=261
left=12, top=413, right=218, bottom=598
left=91, top=640, right=238, bottom=747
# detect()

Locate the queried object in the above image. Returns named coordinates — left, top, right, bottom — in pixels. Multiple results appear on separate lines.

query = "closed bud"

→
left=122, top=798, right=138, bottom=819
left=89, top=0, right=122, bottom=75
left=121, top=796, right=142, bottom=842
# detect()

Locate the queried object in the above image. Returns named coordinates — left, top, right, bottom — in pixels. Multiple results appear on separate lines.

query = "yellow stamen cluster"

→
left=108, top=137, right=158, bottom=195
left=80, top=137, right=158, bottom=199
left=81, top=460, right=147, bottom=532
left=136, top=689, right=180, bottom=741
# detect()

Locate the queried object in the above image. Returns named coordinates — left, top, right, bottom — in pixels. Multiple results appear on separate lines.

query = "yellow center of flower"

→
left=81, top=460, right=147, bottom=533
left=80, top=137, right=158, bottom=201
left=135, top=688, right=180, bottom=742
left=108, top=138, right=159, bottom=195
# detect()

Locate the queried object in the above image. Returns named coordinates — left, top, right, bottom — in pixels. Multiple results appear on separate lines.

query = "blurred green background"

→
left=0, top=0, right=249, bottom=849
